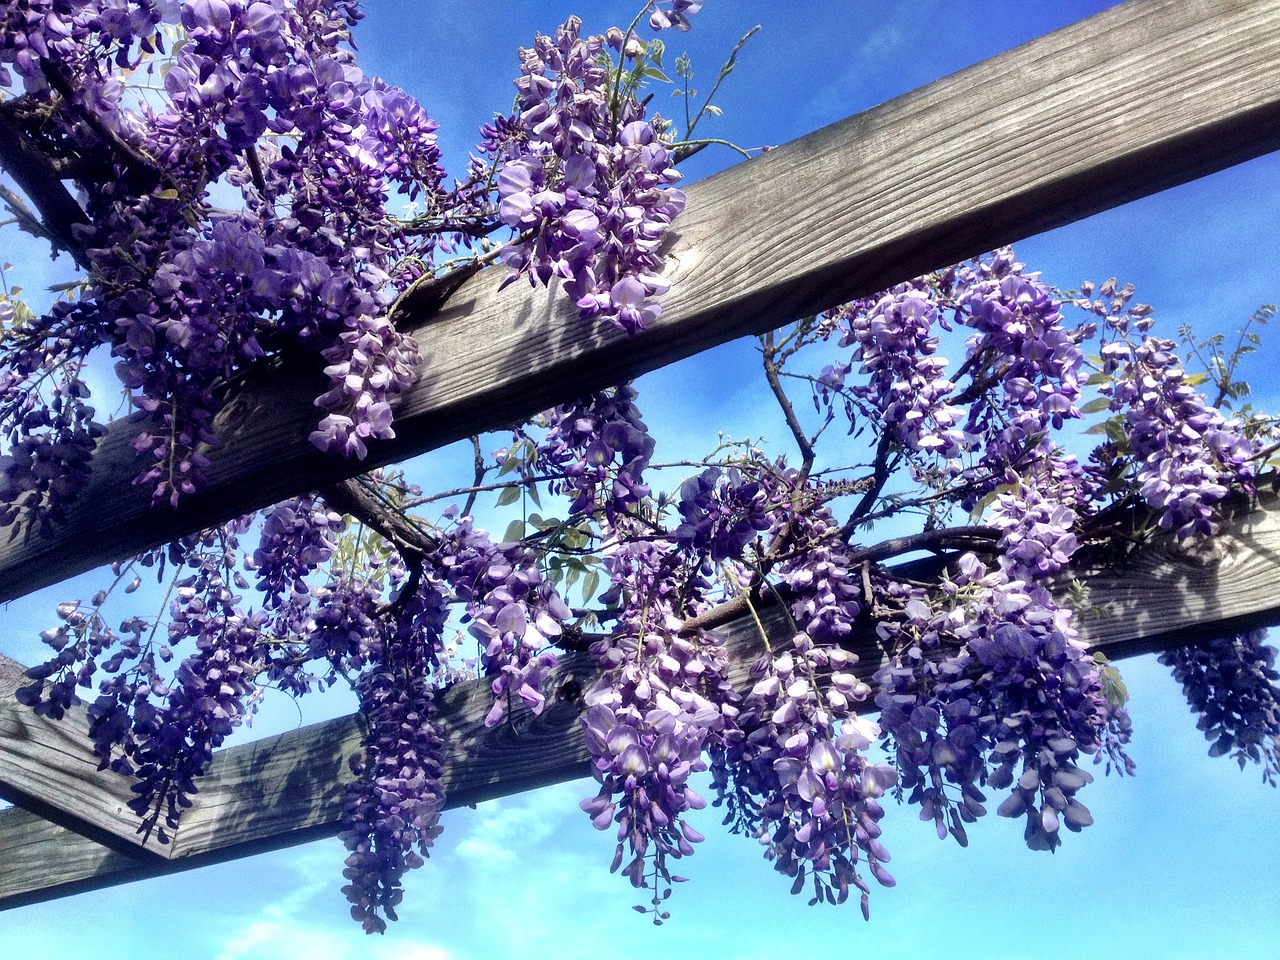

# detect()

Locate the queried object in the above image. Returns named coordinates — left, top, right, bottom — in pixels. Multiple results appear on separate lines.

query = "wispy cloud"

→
left=452, top=781, right=582, bottom=869
left=209, top=845, right=456, bottom=960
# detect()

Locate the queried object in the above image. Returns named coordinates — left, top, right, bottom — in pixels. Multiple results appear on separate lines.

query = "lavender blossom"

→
left=1160, top=632, right=1280, bottom=786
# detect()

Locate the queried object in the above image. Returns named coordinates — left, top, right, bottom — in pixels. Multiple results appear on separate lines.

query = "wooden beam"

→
left=0, top=648, right=614, bottom=907
left=3, top=0, right=1279, bottom=603
left=4, top=489, right=1280, bottom=908
left=0, top=806, right=154, bottom=910
left=0, top=656, right=168, bottom=859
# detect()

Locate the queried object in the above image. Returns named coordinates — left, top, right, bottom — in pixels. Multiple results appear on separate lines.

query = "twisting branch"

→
left=320, top=477, right=437, bottom=561
left=759, top=330, right=825, bottom=570
left=40, top=62, right=160, bottom=180
left=0, top=106, right=90, bottom=265
left=244, top=146, right=269, bottom=200
left=462, top=435, right=488, bottom=518
left=848, top=525, right=1000, bottom=565
left=840, top=434, right=898, bottom=537
left=761, top=330, right=816, bottom=468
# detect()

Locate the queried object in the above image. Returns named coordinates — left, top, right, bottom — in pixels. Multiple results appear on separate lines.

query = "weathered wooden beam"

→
left=4, top=489, right=1280, bottom=908
left=3, top=0, right=1279, bottom=603
left=0, top=649, right=607, bottom=905
left=0, top=654, right=168, bottom=859
left=0, top=806, right=153, bottom=910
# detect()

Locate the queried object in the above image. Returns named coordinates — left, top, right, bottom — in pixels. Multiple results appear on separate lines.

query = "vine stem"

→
left=721, top=564, right=773, bottom=654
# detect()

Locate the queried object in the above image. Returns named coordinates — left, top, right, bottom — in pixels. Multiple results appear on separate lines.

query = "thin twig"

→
left=462, top=435, right=488, bottom=518
left=684, top=25, right=761, bottom=141
left=0, top=181, right=58, bottom=247
left=848, top=525, right=1000, bottom=565
left=41, top=62, right=159, bottom=179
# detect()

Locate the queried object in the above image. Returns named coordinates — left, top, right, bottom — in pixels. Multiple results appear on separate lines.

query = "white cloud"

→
left=452, top=779, right=589, bottom=869
left=210, top=844, right=456, bottom=960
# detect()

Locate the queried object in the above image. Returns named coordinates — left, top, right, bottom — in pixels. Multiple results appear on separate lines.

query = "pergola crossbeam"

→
left=5, top=491, right=1280, bottom=907
left=1, top=0, right=1278, bottom=602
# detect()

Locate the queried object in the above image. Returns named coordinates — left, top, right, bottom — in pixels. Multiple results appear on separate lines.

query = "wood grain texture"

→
left=1070, top=493, right=1280, bottom=654
left=0, top=806, right=153, bottom=909
left=6, top=490, right=1280, bottom=907
left=0, top=654, right=168, bottom=858
left=3, top=0, right=1279, bottom=603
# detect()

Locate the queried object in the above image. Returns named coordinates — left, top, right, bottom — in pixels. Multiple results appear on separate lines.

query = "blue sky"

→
left=3, top=1, right=1280, bottom=957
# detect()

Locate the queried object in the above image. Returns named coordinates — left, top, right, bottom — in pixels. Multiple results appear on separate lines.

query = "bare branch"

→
left=0, top=105, right=89, bottom=265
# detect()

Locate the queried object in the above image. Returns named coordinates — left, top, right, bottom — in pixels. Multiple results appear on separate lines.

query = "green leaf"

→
left=1079, top=397, right=1112, bottom=414
left=497, top=439, right=531, bottom=477
left=496, top=485, right=521, bottom=506
left=1084, top=372, right=1113, bottom=387
left=643, top=66, right=671, bottom=83
left=1095, top=654, right=1129, bottom=709
left=582, top=570, right=601, bottom=603
left=527, top=483, right=542, bottom=508
left=503, top=519, right=525, bottom=543
left=968, top=488, right=1002, bottom=523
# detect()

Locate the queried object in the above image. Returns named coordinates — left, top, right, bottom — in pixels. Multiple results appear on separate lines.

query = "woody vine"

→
left=1, top=0, right=1278, bottom=935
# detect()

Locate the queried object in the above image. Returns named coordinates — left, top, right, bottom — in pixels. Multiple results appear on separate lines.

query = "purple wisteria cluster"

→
left=1159, top=632, right=1280, bottom=786
left=774, top=486, right=867, bottom=646
left=482, top=14, right=687, bottom=332
left=533, top=383, right=656, bottom=520
left=578, top=519, right=735, bottom=920
left=713, top=637, right=896, bottom=917
left=686, top=468, right=898, bottom=915
left=338, top=571, right=450, bottom=935
left=436, top=516, right=572, bottom=727
left=1101, top=334, right=1257, bottom=537
left=818, top=282, right=966, bottom=457
left=986, top=452, right=1092, bottom=579
left=874, top=553, right=1130, bottom=854
left=0, top=350, right=106, bottom=538
left=673, top=465, right=772, bottom=562
left=18, top=516, right=266, bottom=842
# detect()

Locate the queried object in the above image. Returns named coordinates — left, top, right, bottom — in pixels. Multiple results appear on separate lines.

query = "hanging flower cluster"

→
left=5, top=0, right=1278, bottom=940
left=0, top=0, right=693, bottom=524
left=484, top=15, right=686, bottom=332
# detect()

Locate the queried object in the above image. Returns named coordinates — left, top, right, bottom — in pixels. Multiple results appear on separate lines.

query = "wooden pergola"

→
left=3, top=0, right=1280, bottom=910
